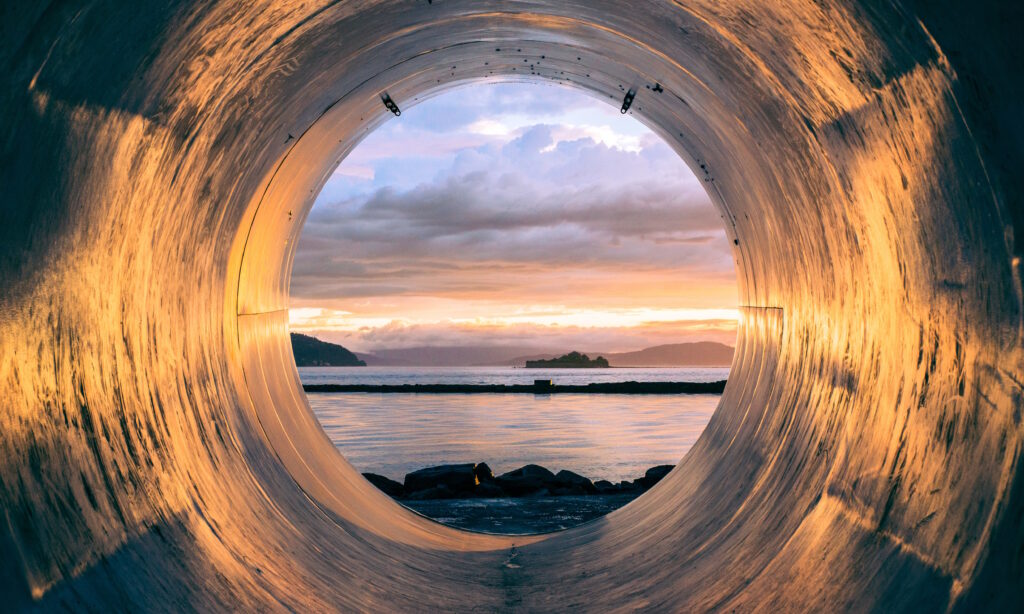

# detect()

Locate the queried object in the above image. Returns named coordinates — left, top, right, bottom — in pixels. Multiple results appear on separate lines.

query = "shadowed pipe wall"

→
left=1, top=1, right=1022, bottom=610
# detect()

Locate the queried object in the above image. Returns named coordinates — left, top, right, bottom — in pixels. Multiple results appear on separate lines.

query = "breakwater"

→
left=303, top=380, right=727, bottom=394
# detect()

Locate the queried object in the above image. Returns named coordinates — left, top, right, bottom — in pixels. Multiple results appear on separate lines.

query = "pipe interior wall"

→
left=1, top=0, right=1021, bottom=610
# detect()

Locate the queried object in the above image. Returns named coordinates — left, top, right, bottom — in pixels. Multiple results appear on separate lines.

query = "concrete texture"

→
left=1, top=0, right=1021, bottom=610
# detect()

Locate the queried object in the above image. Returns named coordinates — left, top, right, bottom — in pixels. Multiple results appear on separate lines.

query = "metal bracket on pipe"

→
left=381, top=93, right=401, bottom=116
left=620, top=88, right=636, bottom=113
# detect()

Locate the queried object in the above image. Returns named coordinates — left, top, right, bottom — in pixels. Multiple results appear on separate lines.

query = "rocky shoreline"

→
left=363, top=462, right=675, bottom=501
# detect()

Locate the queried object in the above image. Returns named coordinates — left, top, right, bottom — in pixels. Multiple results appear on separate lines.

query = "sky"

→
left=289, top=81, right=738, bottom=354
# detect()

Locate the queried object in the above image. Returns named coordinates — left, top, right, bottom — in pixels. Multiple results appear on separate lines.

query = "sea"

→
left=301, top=366, right=726, bottom=484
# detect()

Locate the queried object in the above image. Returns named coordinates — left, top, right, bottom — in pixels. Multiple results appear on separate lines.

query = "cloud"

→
left=293, top=316, right=739, bottom=354
left=289, top=83, right=737, bottom=351
left=400, top=82, right=584, bottom=133
left=293, top=126, right=731, bottom=298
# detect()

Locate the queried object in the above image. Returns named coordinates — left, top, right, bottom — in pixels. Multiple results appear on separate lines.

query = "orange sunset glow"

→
left=289, top=83, right=738, bottom=357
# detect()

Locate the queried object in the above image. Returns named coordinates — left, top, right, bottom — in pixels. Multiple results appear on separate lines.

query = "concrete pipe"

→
left=1, top=0, right=1021, bottom=610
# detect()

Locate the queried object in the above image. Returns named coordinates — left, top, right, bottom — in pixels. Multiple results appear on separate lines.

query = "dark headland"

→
left=290, top=332, right=366, bottom=366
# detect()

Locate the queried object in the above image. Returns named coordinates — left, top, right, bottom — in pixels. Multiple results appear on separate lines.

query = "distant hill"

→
left=290, top=333, right=366, bottom=366
left=525, top=351, right=610, bottom=368
left=352, top=342, right=735, bottom=367
left=505, top=342, right=734, bottom=367
left=357, top=346, right=556, bottom=367
left=493, top=353, right=559, bottom=366
left=603, top=342, right=733, bottom=367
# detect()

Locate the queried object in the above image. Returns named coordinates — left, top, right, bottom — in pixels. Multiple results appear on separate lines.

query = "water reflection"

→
left=308, top=391, right=720, bottom=483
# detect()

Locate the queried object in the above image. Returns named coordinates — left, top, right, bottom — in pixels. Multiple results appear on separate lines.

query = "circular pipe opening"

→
left=4, top=2, right=1019, bottom=610
left=233, top=40, right=751, bottom=544
left=287, top=80, right=738, bottom=534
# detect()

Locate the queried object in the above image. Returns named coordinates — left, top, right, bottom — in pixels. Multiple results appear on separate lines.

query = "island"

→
left=290, top=333, right=366, bottom=366
left=525, top=351, right=609, bottom=368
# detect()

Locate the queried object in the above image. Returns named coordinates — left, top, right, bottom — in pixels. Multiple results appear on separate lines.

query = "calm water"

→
left=299, top=366, right=729, bottom=386
left=302, top=367, right=724, bottom=483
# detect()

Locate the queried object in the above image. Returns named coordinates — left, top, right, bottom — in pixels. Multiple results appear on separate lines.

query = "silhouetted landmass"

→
left=357, top=345, right=554, bottom=366
left=351, top=342, right=736, bottom=366
left=503, top=342, right=735, bottom=367
left=303, top=380, right=726, bottom=394
left=603, top=342, right=734, bottom=367
left=525, top=351, right=609, bottom=368
left=495, top=352, right=561, bottom=366
left=290, top=333, right=366, bottom=366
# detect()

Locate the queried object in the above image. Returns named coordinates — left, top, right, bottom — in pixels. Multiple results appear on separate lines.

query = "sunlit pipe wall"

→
left=1, top=1, right=1021, bottom=610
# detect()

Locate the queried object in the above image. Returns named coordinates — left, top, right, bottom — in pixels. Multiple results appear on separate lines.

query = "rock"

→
left=501, top=464, right=556, bottom=481
left=474, top=482, right=505, bottom=498
left=404, top=463, right=478, bottom=494
left=362, top=473, right=404, bottom=497
left=474, top=462, right=495, bottom=483
left=637, top=465, right=674, bottom=489
left=496, top=476, right=548, bottom=497
left=554, top=469, right=597, bottom=494
left=389, top=461, right=667, bottom=500
left=405, top=484, right=456, bottom=500
left=497, top=464, right=557, bottom=497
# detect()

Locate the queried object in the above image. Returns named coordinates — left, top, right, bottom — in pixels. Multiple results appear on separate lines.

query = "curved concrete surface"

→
left=2, top=1, right=1022, bottom=610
